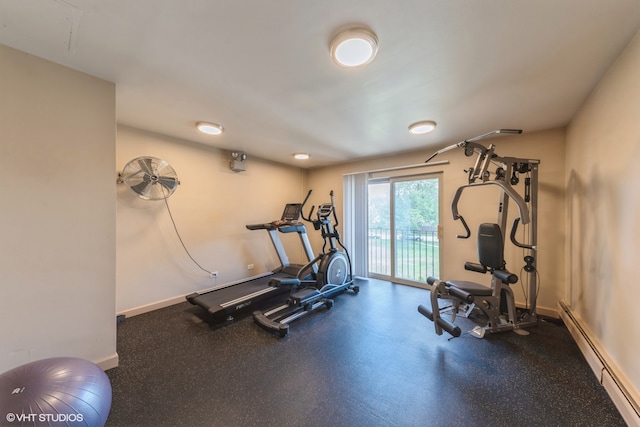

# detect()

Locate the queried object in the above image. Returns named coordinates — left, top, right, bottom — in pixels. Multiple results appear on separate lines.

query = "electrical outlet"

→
left=247, top=264, right=254, bottom=270
left=209, top=271, right=218, bottom=278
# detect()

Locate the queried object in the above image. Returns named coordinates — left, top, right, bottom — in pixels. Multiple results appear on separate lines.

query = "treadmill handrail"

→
left=246, top=223, right=278, bottom=231
left=246, top=222, right=305, bottom=232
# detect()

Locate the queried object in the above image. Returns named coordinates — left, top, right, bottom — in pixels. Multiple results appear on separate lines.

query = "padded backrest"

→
left=477, top=223, right=504, bottom=270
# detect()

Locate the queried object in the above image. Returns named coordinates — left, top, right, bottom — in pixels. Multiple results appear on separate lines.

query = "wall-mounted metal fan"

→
left=118, top=156, right=180, bottom=200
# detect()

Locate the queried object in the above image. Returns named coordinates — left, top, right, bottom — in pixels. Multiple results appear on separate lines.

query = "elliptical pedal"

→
left=291, top=288, right=322, bottom=305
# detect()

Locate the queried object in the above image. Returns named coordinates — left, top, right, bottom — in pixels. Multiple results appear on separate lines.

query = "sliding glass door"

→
left=368, top=174, right=441, bottom=285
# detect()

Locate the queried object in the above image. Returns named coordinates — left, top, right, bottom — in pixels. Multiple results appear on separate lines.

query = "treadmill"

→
left=186, top=199, right=316, bottom=322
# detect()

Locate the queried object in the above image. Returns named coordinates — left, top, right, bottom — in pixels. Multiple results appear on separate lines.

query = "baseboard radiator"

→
left=558, top=302, right=640, bottom=426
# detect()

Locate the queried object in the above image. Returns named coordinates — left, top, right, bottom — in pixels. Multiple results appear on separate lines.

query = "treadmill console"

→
left=246, top=203, right=304, bottom=230
left=280, top=203, right=302, bottom=223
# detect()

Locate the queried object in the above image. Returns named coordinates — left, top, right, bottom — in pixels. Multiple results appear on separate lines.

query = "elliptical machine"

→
left=253, top=190, right=360, bottom=336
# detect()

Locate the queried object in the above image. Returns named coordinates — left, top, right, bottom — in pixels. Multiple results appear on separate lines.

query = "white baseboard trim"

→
left=535, top=305, right=559, bottom=319
left=558, top=301, right=640, bottom=427
left=118, top=295, right=187, bottom=319
left=515, top=302, right=558, bottom=319
left=95, top=353, right=119, bottom=371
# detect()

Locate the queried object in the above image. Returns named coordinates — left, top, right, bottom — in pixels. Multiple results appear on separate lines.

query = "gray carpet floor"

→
left=105, top=278, right=626, bottom=427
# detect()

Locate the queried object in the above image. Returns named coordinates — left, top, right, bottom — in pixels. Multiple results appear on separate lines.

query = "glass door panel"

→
left=368, top=174, right=440, bottom=285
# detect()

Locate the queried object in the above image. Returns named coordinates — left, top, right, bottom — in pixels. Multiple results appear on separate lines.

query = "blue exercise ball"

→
left=0, top=357, right=112, bottom=426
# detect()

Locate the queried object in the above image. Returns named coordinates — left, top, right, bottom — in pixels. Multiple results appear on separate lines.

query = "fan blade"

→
left=157, top=176, right=178, bottom=191
left=147, top=184, right=165, bottom=200
left=130, top=179, right=152, bottom=197
left=137, top=158, right=155, bottom=176
left=154, top=160, right=171, bottom=175
left=124, top=169, right=145, bottom=180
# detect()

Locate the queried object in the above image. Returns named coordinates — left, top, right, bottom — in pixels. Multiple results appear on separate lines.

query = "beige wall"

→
left=116, top=126, right=308, bottom=314
left=308, top=128, right=566, bottom=315
left=0, top=45, right=117, bottom=371
left=566, top=30, right=640, bottom=399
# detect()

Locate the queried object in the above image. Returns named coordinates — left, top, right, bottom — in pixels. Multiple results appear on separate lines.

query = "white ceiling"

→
left=1, top=0, right=639, bottom=168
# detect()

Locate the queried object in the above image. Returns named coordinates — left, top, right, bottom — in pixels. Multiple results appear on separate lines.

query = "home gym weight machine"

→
left=418, top=129, right=540, bottom=338
left=253, top=190, right=360, bottom=336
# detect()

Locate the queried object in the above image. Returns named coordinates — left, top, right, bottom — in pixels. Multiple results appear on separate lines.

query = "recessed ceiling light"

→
left=293, top=153, right=310, bottom=160
left=196, top=122, right=224, bottom=135
left=408, top=120, right=437, bottom=135
left=329, top=27, right=379, bottom=68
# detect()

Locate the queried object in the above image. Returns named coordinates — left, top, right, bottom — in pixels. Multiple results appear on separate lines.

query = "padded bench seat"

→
left=446, top=280, right=492, bottom=296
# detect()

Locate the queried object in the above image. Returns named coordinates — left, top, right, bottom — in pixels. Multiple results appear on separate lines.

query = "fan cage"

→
left=119, top=156, right=179, bottom=200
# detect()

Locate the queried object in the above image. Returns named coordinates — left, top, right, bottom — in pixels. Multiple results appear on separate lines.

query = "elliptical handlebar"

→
left=329, top=190, right=339, bottom=227
left=301, top=189, right=338, bottom=228
left=299, top=189, right=314, bottom=222
left=301, top=189, right=313, bottom=208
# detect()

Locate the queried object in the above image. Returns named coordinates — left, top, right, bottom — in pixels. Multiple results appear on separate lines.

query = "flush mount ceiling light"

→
left=408, top=120, right=437, bottom=135
left=196, top=122, right=224, bottom=135
left=329, top=26, right=379, bottom=67
left=293, top=153, right=310, bottom=160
